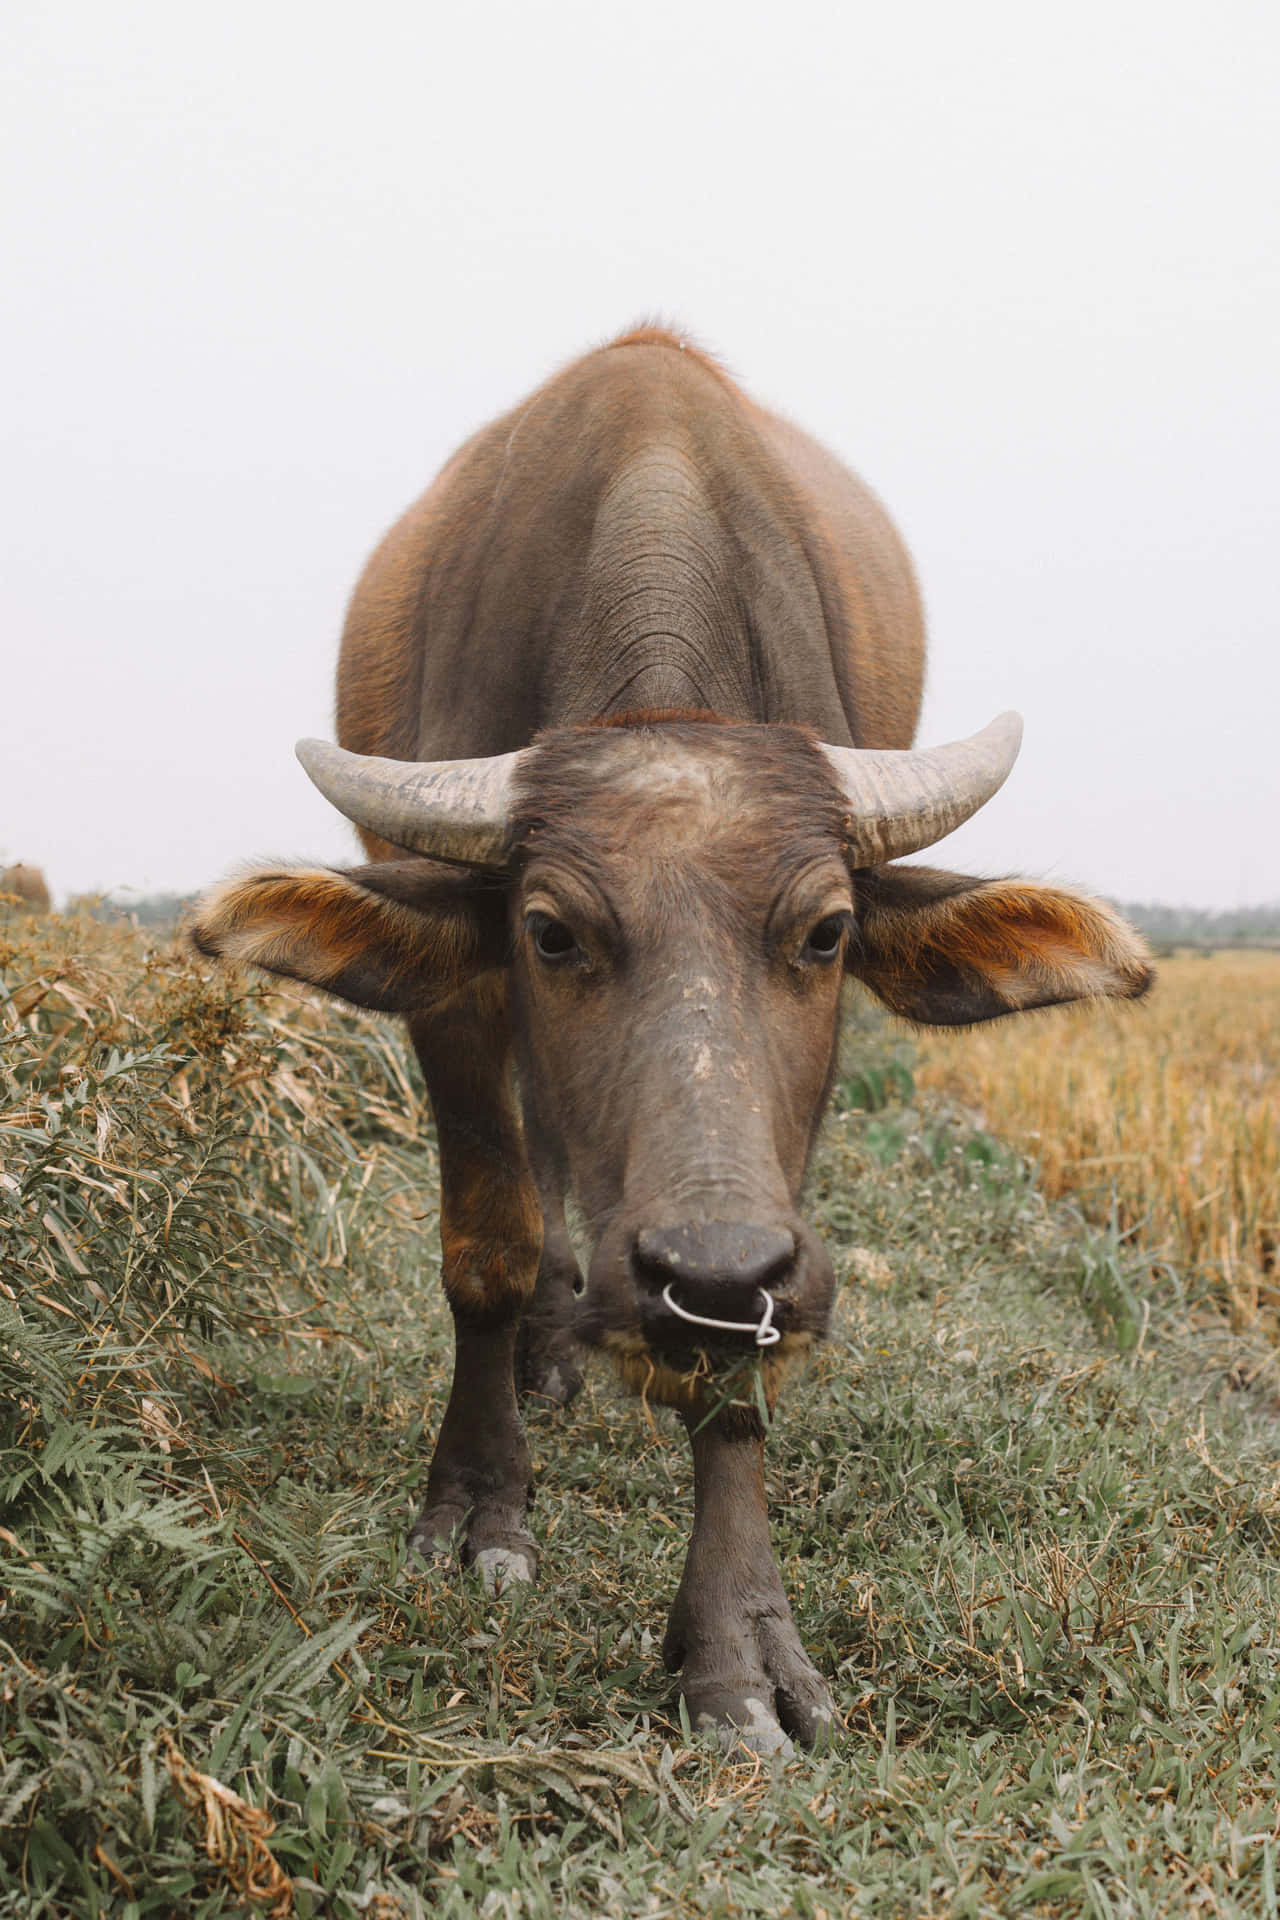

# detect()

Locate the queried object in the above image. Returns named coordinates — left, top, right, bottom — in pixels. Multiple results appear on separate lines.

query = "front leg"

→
left=664, top=1409, right=835, bottom=1755
left=515, top=1205, right=586, bottom=1409
left=515, top=1086, right=585, bottom=1409
left=409, top=1313, right=538, bottom=1591
left=405, top=989, right=543, bottom=1593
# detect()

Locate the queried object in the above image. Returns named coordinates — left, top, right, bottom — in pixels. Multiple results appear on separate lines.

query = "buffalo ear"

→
left=846, top=864, right=1153, bottom=1027
left=191, top=861, right=509, bottom=1013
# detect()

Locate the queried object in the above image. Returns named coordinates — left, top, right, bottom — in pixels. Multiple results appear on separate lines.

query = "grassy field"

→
left=5, top=917, right=1280, bottom=1917
left=917, top=950, right=1280, bottom=1334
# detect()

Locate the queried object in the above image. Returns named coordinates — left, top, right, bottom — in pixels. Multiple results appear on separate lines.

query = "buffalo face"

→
left=507, top=720, right=847, bottom=1379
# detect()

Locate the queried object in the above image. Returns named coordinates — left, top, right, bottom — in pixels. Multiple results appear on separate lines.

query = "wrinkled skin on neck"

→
left=508, top=719, right=849, bottom=1390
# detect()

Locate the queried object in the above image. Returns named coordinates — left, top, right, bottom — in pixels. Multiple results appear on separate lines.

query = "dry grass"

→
left=916, top=949, right=1280, bottom=1327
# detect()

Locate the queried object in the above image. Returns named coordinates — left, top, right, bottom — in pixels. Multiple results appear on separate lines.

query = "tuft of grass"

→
left=3, top=920, right=1280, bottom=1915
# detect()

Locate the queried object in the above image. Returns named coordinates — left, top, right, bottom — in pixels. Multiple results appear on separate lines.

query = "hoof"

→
left=515, top=1319, right=584, bottom=1409
left=686, top=1681, right=835, bottom=1758
left=670, top=1614, right=837, bottom=1755
left=474, top=1545, right=536, bottom=1594
left=406, top=1498, right=537, bottom=1590
left=698, top=1693, right=796, bottom=1758
left=405, top=1500, right=467, bottom=1567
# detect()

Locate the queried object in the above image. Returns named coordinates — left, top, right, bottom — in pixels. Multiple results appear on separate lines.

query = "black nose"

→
left=635, top=1223, right=796, bottom=1328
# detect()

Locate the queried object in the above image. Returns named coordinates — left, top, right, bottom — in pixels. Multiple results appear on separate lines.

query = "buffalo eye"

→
left=802, top=914, right=848, bottom=962
left=528, top=911, right=581, bottom=965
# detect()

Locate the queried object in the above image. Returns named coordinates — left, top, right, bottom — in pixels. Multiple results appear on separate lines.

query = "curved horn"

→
left=296, top=738, right=523, bottom=869
left=818, top=710, right=1023, bottom=866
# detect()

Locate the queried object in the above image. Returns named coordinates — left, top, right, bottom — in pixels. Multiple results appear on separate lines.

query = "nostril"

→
left=659, top=1278, right=783, bottom=1346
left=634, top=1225, right=797, bottom=1347
left=634, top=1223, right=797, bottom=1302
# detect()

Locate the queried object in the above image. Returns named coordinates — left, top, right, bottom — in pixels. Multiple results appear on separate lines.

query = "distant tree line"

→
left=1112, top=901, right=1280, bottom=947
left=67, top=891, right=197, bottom=927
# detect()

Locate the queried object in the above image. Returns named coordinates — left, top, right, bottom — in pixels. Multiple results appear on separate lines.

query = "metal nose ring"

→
left=660, top=1283, right=781, bottom=1347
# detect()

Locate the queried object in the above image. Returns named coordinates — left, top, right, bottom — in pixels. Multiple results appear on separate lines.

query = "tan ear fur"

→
left=849, top=867, right=1153, bottom=1027
left=191, top=866, right=506, bottom=1012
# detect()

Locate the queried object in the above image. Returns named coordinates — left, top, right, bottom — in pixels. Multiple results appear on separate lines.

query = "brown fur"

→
left=191, top=864, right=508, bottom=1014
left=408, top=976, right=542, bottom=1321
left=513, top=717, right=847, bottom=880
left=334, top=326, right=924, bottom=836
left=604, top=323, right=735, bottom=376
left=851, top=865, right=1153, bottom=1025
left=1, top=864, right=51, bottom=915
left=603, top=1328, right=811, bottom=1417
left=590, top=706, right=744, bottom=730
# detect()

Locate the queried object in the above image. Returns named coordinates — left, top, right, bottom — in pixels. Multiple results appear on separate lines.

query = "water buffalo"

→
left=195, top=328, right=1150, bottom=1753
left=1, top=864, right=51, bottom=915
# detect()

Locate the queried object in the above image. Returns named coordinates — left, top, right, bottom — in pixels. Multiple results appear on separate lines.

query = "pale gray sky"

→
left=4, top=1, right=1277, bottom=907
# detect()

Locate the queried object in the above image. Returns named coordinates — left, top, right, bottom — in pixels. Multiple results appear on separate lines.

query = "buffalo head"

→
left=194, top=713, right=1150, bottom=1397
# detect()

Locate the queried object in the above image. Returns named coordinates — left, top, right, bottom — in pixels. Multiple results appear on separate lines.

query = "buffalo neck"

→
left=556, top=435, right=848, bottom=734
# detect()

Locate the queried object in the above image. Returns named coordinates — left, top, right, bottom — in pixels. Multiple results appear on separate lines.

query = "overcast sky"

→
left=4, top=1, right=1277, bottom=908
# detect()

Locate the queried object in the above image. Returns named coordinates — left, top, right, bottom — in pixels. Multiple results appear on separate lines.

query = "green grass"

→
left=4, top=917, right=1280, bottom=1917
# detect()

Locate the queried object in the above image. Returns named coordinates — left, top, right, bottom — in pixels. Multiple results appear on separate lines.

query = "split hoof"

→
left=406, top=1499, right=538, bottom=1591
left=515, top=1318, right=585, bottom=1409
left=669, top=1612, right=837, bottom=1756
left=406, top=1499, right=468, bottom=1567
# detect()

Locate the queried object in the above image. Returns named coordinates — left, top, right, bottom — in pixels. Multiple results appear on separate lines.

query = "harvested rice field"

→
left=917, top=949, right=1280, bottom=1329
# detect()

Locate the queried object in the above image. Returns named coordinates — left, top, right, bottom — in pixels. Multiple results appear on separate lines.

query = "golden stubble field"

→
left=917, top=948, right=1280, bottom=1329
